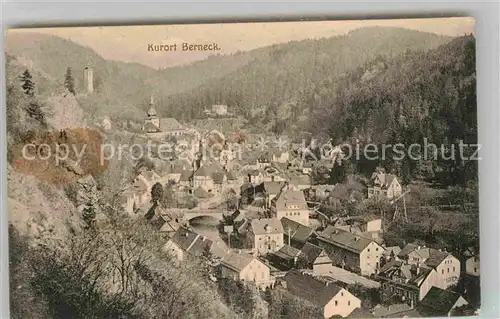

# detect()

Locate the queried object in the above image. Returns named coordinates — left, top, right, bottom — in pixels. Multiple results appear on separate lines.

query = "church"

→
left=142, top=95, right=187, bottom=138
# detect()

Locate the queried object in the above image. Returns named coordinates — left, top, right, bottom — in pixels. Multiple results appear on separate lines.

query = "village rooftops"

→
left=300, top=242, right=324, bottom=263
left=179, top=170, right=193, bottom=182
left=422, top=248, right=450, bottom=268
left=143, top=122, right=161, bottom=132
left=282, top=269, right=343, bottom=307
left=289, top=174, right=311, bottom=187
left=417, top=287, right=468, bottom=317
left=169, top=226, right=213, bottom=257
left=273, top=186, right=308, bottom=210
left=370, top=173, right=398, bottom=189
left=398, top=244, right=451, bottom=268
left=220, top=250, right=258, bottom=272
left=281, top=217, right=314, bottom=244
left=193, top=186, right=212, bottom=198
left=140, top=170, right=161, bottom=182
left=372, top=303, right=421, bottom=318
left=166, top=159, right=191, bottom=174
left=194, top=161, right=225, bottom=177
left=378, top=260, right=433, bottom=288
left=318, top=226, right=373, bottom=254
left=397, top=243, right=418, bottom=258
left=383, top=246, right=402, bottom=258
left=159, top=118, right=184, bottom=131
left=262, top=181, right=286, bottom=196
left=349, top=307, right=375, bottom=318
left=251, top=218, right=284, bottom=235
left=271, top=244, right=303, bottom=261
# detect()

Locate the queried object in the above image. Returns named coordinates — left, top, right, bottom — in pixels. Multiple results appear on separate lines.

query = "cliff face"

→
left=45, top=90, right=86, bottom=130
left=7, top=164, right=83, bottom=243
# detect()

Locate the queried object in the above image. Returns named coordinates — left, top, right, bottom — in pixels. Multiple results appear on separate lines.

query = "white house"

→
left=271, top=184, right=310, bottom=226
left=466, top=255, right=480, bottom=276
left=248, top=218, right=284, bottom=255
left=282, top=269, right=361, bottom=318
left=219, top=250, right=271, bottom=289
left=316, top=226, right=385, bottom=276
left=367, top=173, right=403, bottom=200
left=400, top=244, right=461, bottom=289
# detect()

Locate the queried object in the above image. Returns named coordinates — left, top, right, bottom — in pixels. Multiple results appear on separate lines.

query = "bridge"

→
left=163, top=208, right=225, bottom=222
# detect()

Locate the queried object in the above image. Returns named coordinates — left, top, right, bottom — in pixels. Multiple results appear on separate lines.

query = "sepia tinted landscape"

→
left=5, top=18, right=479, bottom=318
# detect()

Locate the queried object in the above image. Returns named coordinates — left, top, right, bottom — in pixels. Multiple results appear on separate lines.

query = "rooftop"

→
left=251, top=218, right=284, bottom=235
left=271, top=244, right=303, bottom=261
left=282, top=269, right=344, bottom=307
left=169, top=226, right=213, bottom=258
left=418, top=287, right=466, bottom=317
left=318, top=226, right=374, bottom=254
left=159, top=118, right=185, bottom=131
left=300, top=242, right=324, bottom=263
left=370, top=173, right=399, bottom=189
left=273, top=186, right=308, bottom=210
left=281, top=217, right=314, bottom=244
left=220, top=250, right=260, bottom=272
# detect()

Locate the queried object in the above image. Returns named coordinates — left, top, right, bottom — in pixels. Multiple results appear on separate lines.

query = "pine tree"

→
left=20, top=69, right=35, bottom=96
left=151, top=182, right=164, bottom=204
left=25, top=101, right=46, bottom=125
left=64, top=67, right=76, bottom=95
left=82, top=201, right=96, bottom=229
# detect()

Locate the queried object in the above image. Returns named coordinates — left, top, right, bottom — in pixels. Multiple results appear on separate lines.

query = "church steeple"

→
left=147, top=95, right=157, bottom=117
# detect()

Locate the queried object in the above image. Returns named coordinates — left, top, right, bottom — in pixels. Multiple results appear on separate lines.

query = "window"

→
left=442, top=269, right=444, bottom=274
left=453, top=267, right=455, bottom=272
left=447, top=268, right=450, bottom=273
left=348, top=301, right=351, bottom=306
left=341, top=292, right=344, bottom=296
left=376, top=248, right=379, bottom=252
left=335, top=301, right=338, bottom=306
left=368, top=249, right=370, bottom=252
left=474, top=267, right=477, bottom=273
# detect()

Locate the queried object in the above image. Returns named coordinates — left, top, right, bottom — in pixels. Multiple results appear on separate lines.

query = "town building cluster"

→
left=112, top=99, right=480, bottom=318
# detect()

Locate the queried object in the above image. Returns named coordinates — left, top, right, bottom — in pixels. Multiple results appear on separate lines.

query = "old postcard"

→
left=5, top=17, right=478, bottom=318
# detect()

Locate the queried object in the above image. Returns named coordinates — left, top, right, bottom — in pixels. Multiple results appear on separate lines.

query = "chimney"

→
left=417, top=246, right=421, bottom=250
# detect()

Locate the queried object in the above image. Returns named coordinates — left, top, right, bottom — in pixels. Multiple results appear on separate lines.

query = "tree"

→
left=20, top=69, right=35, bottom=96
left=82, top=201, right=97, bottom=229
left=64, top=67, right=76, bottom=95
left=161, top=182, right=177, bottom=208
left=151, top=182, right=164, bottom=204
left=25, top=100, right=46, bottom=125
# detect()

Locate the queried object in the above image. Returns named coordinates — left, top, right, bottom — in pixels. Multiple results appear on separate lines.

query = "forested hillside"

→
left=5, top=27, right=451, bottom=124
left=161, top=27, right=451, bottom=127
left=316, top=35, right=477, bottom=186
left=5, top=32, right=256, bottom=121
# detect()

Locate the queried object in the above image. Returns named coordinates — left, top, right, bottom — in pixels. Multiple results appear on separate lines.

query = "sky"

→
left=10, top=17, right=475, bottom=69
